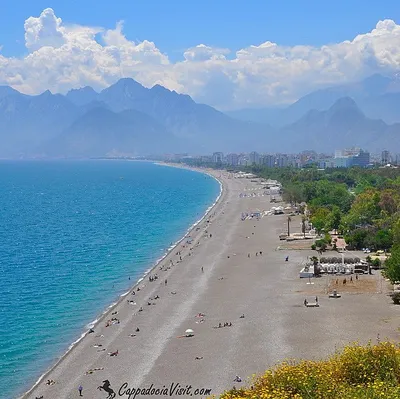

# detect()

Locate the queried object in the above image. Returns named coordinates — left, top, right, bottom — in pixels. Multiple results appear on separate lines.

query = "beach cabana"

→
left=185, top=329, right=194, bottom=337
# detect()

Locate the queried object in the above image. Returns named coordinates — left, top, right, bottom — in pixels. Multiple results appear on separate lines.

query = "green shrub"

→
left=372, top=258, right=381, bottom=268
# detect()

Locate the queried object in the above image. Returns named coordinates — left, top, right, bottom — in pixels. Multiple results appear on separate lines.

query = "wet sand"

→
left=23, top=168, right=400, bottom=399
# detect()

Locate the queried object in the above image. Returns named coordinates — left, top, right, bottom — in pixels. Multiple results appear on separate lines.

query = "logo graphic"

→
left=98, top=379, right=116, bottom=399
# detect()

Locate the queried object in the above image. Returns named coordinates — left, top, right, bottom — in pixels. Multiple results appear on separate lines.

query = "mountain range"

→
left=0, top=74, right=399, bottom=158
left=226, top=74, right=400, bottom=127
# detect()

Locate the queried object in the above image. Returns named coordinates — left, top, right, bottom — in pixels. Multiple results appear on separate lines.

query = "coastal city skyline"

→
left=162, top=148, right=399, bottom=169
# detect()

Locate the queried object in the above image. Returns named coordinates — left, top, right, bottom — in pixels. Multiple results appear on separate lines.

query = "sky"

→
left=1, top=1, right=400, bottom=109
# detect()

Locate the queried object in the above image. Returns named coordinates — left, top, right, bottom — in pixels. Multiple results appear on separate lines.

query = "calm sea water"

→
left=0, top=160, right=220, bottom=399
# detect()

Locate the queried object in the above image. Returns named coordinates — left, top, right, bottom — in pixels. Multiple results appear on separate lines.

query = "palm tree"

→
left=287, top=216, right=292, bottom=237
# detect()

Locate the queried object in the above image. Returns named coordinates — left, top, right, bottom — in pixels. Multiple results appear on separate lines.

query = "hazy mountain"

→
left=1, top=79, right=273, bottom=157
left=66, top=86, right=98, bottom=106
left=228, top=74, right=400, bottom=126
left=0, top=86, right=23, bottom=100
left=1, top=76, right=399, bottom=158
left=45, top=107, right=180, bottom=157
left=70, top=78, right=273, bottom=153
left=279, top=97, right=397, bottom=152
left=224, top=107, right=285, bottom=124
left=0, top=90, right=80, bottom=156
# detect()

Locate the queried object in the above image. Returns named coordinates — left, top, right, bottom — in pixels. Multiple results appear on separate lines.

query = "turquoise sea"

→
left=0, top=160, right=220, bottom=399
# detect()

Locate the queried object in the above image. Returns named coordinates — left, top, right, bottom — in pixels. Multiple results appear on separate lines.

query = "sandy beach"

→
left=23, top=167, right=400, bottom=399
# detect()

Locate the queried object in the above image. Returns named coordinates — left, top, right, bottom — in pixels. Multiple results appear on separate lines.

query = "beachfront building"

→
left=200, top=155, right=213, bottom=163
left=334, top=148, right=370, bottom=168
left=212, top=152, right=224, bottom=164
left=238, top=154, right=250, bottom=166
left=226, top=153, right=239, bottom=166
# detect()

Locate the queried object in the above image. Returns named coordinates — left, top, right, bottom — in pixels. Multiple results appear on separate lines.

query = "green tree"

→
left=345, top=228, right=369, bottom=250
left=343, top=189, right=381, bottom=230
left=384, top=246, right=400, bottom=284
left=392, top=219, right=400, bottom=247
left=310, top=207, right=330, bottom=235
left=373, top=229, right=393, bottom=251
left=327, top=206, right=342, bottom=233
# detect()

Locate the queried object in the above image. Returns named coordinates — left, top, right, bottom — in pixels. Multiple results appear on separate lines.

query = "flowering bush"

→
left=217, top=342, right=400, bottom=399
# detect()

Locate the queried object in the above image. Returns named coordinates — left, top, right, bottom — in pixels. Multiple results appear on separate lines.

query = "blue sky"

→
left=0, top=1, right=399, bottom=109
left=2, top=0, right=399, bottom=60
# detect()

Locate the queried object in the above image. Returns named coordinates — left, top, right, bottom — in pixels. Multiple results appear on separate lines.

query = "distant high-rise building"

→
left=226, top=153, right=239, bottom=166
left=301, top=150, right=318, bottom=160
left=334, top=148, right=370, bottom=168
left=238, top=154, right=249, bottom=166
left=262, top=155, right=275, bottom=168
left=382, top=150, right=391, bottom=165
left=276, top=154, right=288, bottom=168
left=249, top=151, right=260, bottom=165
left=212, top=152, right=224, bottom=164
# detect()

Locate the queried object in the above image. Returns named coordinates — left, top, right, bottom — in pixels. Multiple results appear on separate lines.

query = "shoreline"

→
left=19, top=163, right=224, bottom=399
left=23, top=163, right=399, bottom=399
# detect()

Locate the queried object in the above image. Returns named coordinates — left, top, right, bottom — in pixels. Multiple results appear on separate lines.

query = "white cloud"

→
left=0, top=8, right=400, bottom=109
left=183, top=44, right=230, bottom=62
left=24, top=8, right=65, bottom=51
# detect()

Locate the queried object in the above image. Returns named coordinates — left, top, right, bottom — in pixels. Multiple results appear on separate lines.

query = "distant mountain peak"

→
left=151, top=84, right=169, bottom=92
left=328, top=96, right=360, bottom=112
left=0, top=86, right=21, bottom=99
left=100, top=78, right=148, bottom=101
left=68, top=86, right=98, bottom=94
left=112, top=78, right=145, bottom=89
left=39, top=90, right=53, bottom=97
left=66, top=86, right=99, bottom=106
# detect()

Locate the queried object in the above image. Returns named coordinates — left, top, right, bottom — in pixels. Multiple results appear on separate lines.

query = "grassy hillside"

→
left=217, top=342, right=400, bottom=399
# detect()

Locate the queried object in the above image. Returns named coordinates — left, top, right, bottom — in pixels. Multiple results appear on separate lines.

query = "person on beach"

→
left=78, top=384, right=83, bottom=396
left=201, top=266, right=204, bottom=273
left=165, top=279, right=168, bottom=286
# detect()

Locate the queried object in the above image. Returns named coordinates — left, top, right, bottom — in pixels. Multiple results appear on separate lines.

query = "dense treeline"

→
left=243, top=165, right=400, bottom=283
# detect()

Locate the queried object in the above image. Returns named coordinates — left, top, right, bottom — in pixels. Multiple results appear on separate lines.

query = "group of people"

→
left=216, top=322, right=233, bottom=328
left=148, top=274, right=158, bottom=282
left=105, top=318, right=120, bottom=327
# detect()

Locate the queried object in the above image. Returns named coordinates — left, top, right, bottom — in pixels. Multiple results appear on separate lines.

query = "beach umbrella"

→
left=185, top=329, right=194, bottom=336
